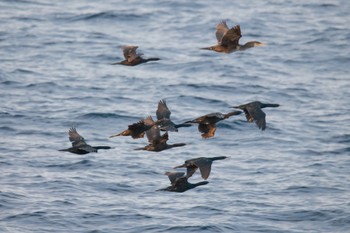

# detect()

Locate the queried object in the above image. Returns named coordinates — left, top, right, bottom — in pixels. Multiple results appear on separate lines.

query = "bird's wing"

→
left=157, top=119, right=178, bottom=132
left=243, top=109, right=254, bottom=122
left=216, top=21, right=229, bottom=43
left=160, top=132, right=169, bottom=143
left=198, top=123, right=216, bottom=138
left=122, top=45, right=139, bottom=62
left=68, top=128, right=87, bottom=147
left=165, top=172, right=185, bottom=185
left=246, top=104, right=266, bottom=130
left=156, top=99, right=171, bottom=120
left=192, top=158, right=212, bottom=180
left=174, top=176, right=189, bottom=187
left=221, top=25, right=242, bottom=47
left=198, top=123, right=210, bottom=134
left=146, top=125, right=161, bottom=144
left=186, top=165, right=198, bottom=178
left=143, top=115, right=155, bottom=127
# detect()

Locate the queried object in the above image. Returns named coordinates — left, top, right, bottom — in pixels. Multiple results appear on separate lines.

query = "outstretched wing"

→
left=165, top=172, right=185, bottom=185
left=156, top=99, right=171, bottom=120
left=146, top=125, right=161, bottom=144
left=192, top=158, right=213, bottom=180
left=198, top=123, right=216, bottom=138
left=221, top=25, right=242, bottom=47
left=216, top=21, right=229, bottom=43
left=246, top=104, right=266, bottom=130
left=68, top=128, right=87, bottom=147
left=122, top=45, right=139, bottom=62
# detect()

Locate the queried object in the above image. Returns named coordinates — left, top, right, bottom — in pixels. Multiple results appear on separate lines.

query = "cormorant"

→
left=59, top=128, right=111, bottom=155
left=155, top=99, right=191, bottom=132
left=135, top=116, right=186, bottom=152
left=110, top=116, right=154, bottom=139
left=112, top=45, right=160, bottom=66
left=232, top=101, right=279, bottom=131
left=157, top=171, right=209, bottom=192
left=173, top=156, right=228, bottom=180
left=185, top=111, right=242, bottom=138
left=201, top=21, right=265, bottom=53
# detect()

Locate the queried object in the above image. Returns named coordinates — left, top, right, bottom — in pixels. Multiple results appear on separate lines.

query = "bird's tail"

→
left=170, top=143, right=186, bottom=149
left=145, top=58, right=160, bottom=62
left=111, top=61, right=122, bottom=65
left=58, top=148, right=70, bottom=152
left=93, top=146, right=111, bottom=150
left=209, top=156, right=228, bottom=161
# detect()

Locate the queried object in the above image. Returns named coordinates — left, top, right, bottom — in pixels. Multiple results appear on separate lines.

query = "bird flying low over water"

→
left=59, top=128, right=111, bottom=155
left=174, top=156, right=228, bottom=180
left=173, top=156, right=228, bottom=180
left=157, top=171, right=209, bottom=192
left=109, top=116, right=155, bottom=139
left=185, top=111, right=242, bottom=138
left=135, top=116, right=186, bottom=152
left=201, top=21, right=265, bottom=53
left=232, top=101, right=279, bottom=131
left=155, top=99, right=192, bottom=132
left=112, top=45, right=160, bottom=66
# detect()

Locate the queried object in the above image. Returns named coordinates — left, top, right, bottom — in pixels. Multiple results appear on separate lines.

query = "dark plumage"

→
left=135, top=117, right=186, bottom=152
left=232, top=101, right=279, bottom=130
left=59, top=128, right=111, bottom=155
left=112, top=45, right=160, bottom=66
left=185, top=111, right=242, bottom=138
left=155, top=99, right=191, bottom=132
left=157, top=172, right=209, bottom=192
left=110, top=116, right=154, bottom=139
left=201, top=21, right=265, bottom=53
left=173, top=156, right=228, bottom=180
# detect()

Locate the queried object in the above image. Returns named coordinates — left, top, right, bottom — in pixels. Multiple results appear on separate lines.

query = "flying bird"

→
left=112, top=45, right=160, bottom=66
left=155, top=99, right=191, bottom=132
left=201, top=21, right=265, bottom=53
left=173, top=156, right=228, bottom=180
left=157, top=171, right=209, bottom=192
left=59, top=128, right=111, bottom=155
left=185, top=111, right=242, bottom=138
left=135, top=116, right=186, bottom=152
left=232, top=101, right=279, bottom=130
left=109, top=116, right=155, bottom=139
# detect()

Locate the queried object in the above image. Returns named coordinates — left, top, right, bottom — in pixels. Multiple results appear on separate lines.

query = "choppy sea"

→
left=1, top=0, right=349, bottom=232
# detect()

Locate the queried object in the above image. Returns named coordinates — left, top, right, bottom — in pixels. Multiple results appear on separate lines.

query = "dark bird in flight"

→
left=157, top=171, right=209, bottom=192
left=201, top=21, right=265, bottom=53
left=135, top=117, right=186, bottom=152
left=59, top=128, right=111, bottom=155
left=155, top=99, right=191, bottom=132
left=185, top=111, right=242, bottom=138
left=112, top=45, right=160, bottom=66
left=232, top=101, right=279, bottom=131
left=109, top=116, right=154, bottom=139
left=173, top=156, right=228, bottom=180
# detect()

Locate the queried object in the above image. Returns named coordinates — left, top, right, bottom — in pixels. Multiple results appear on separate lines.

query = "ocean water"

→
left=1, top=0, right=350, bottom=232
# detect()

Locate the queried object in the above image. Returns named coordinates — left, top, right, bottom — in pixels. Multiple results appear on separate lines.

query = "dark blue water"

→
left=1, top=0, right=350, bottom=232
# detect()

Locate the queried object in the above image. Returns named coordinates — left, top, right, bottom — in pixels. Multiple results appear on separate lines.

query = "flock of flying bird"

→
left=59, top=21, right=279, bottom=192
